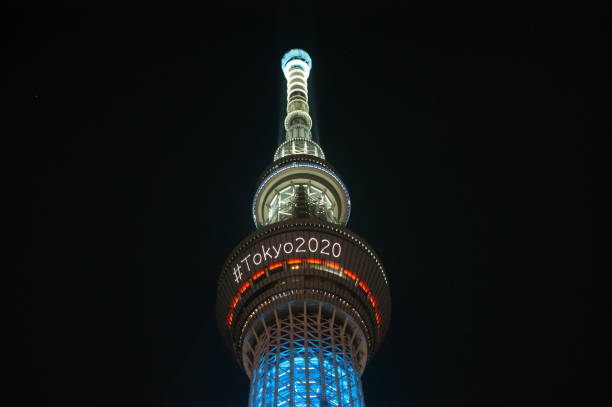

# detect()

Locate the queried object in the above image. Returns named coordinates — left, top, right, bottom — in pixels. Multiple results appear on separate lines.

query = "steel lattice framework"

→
left=247, top=302, right=365, bottom=407
left=217, top=49, right=390, bottom=407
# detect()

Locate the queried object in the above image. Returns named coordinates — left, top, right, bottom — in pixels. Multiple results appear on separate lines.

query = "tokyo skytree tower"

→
left=216, top=49, right=391, bottom=407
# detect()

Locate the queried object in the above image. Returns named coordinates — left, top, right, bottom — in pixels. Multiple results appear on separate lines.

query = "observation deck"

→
left=216, top=218, right=390, bottom=370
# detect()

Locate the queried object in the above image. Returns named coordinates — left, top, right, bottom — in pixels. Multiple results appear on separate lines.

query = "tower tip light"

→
left=281, top=48, right=312, bottom=78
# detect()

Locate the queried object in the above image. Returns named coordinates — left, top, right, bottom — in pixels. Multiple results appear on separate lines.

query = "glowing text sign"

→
left=232, top=236, right=342, bottom=283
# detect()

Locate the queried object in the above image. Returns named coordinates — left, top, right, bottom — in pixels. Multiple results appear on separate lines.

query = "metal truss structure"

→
left=247, top=302, right=365, bottom=407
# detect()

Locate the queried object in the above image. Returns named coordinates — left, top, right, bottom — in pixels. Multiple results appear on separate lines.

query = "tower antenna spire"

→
left=274, top=49, right=325, bottom=161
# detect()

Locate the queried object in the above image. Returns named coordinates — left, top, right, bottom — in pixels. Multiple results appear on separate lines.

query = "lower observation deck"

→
left=216, top=219, right=391, bottom=371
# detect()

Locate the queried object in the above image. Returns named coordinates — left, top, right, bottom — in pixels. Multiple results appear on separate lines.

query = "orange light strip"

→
left=359, top=280, right=370, bottom=294
left=230, top=295, right=239, bottom=310
left=268, top=262, right=283, bottom=270
left=227, top=258, right=384, bottom=331
left=239, top=280, right=250, bottom=294
left=252, top=269, right=265, bottom=281
left=343, top=268, right=358, bottom=281
left=369, top=294, right=378, bottom=309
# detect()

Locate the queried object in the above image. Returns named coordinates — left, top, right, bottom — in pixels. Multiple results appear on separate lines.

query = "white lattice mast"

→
left=274, top=49, right=325, bottom=161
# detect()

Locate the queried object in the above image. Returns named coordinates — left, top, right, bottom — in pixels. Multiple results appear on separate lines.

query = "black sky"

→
left=13, top=6, right=603, bottom=407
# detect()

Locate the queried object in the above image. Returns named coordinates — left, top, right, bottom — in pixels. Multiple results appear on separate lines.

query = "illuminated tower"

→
left=216, top=49, right=391, bottom=407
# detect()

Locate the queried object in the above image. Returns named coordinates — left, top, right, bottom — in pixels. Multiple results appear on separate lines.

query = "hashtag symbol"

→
left=233, top=264, right=243, bottom=283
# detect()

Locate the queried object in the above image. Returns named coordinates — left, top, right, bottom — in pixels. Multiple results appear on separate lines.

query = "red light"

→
left=268, top=262, right=283, bottom=270
left=359, top=280, right=369, bottom=294
left=252, top=269, right=265, bottom=281
left=375, top=312, right=381, bottom=326
left=228, top=313, right=233, bottom=327
left=325, top=261, right=341, bottom=270
left=287, top=258, right=302, bottom=265
left=369, top=295, right=378, bottom=309
left=239, top=280, right=250, bottom=294
left=343, top=269, right=357, bottom=280
left=230, top=295, right=239, bottom=310
left=306, top=258, right=323, bottom=264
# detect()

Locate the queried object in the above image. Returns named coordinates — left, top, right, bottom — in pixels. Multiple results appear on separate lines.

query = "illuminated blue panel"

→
left=249, top=339, right=364, bottom=407
left=281, top=49, right=313, bottom=71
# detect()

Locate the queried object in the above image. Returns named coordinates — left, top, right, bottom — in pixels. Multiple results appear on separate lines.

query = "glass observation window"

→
left=266, top=184, right=335, bottom=225
left=274, top=139, right=325, bottom=161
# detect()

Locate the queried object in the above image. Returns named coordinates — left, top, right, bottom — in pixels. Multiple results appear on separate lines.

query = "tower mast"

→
left=275, top=49, right=325, bottom=161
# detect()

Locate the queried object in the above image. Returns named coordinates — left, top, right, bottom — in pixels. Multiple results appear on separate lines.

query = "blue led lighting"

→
left=252, top=162, right=352, bottom=227
left=249, top=342, right=364, bottom=407
left=281, top=49, right=313, bottom=71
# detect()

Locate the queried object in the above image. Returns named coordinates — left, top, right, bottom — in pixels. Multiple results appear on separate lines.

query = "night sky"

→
left=14, top=6, right=602, bottom=407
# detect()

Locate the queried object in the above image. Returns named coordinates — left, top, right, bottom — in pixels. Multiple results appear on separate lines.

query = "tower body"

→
left=216, top=50, right=391, bottom=407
